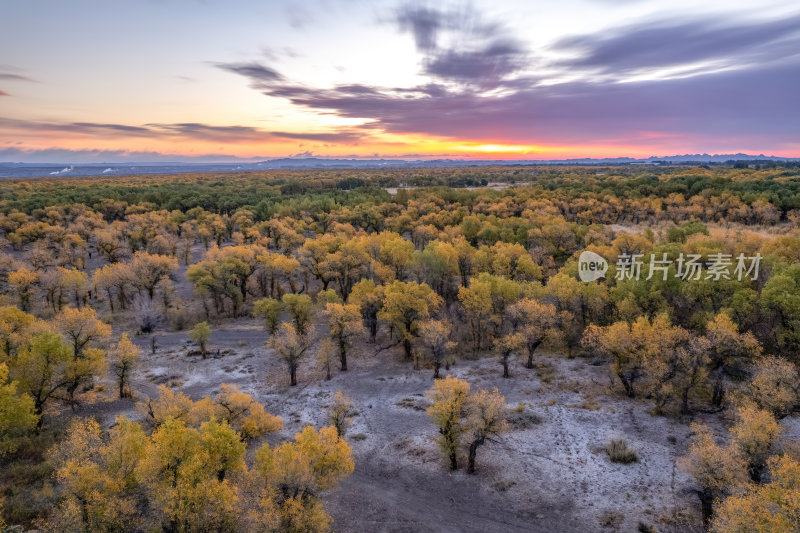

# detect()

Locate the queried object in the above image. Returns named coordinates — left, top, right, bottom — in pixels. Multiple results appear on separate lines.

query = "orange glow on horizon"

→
left=4, top=125, right=800, bottom=161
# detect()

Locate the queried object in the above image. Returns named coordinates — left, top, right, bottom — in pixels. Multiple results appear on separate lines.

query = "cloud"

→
left=285, top=3, right=313, bottom=30
left=213, top=61, right=283, bottom=86
left=0, top=118, right=153, bottom=136
left=0, top=118, right=365, bottom=145
left=269, top=130, right=363, bottom=143
left=209, top=4, right=800, bottom=151
left=0, top=146, right=273, bottom=164
left=0, top=90, right=9, bottom=96
left=395, top=5, right=445, bottom=51
left=0, top=73, right=35, bottom=82
left=247, top=57, right=800, bottom=146
left=423, top=40, right=527, bottom=86
left=144, top=122, right=275, bottom=142
left=552, top=13, right=800, bottom=75
left=392, top=3, right=530, bottom=88
left=72, top=122, right=153, bottom=134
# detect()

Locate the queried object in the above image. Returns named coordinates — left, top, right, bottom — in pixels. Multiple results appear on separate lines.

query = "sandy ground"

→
left=67, top=317, right=719, bottom=533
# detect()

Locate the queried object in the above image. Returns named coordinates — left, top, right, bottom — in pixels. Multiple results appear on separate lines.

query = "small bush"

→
left=599, top=510, right=623, bottom=529
left=507, top=410, right=543, bottom=429
left=605, top=439, right=639, bottom=464
left=166, top=304, right=194, bottom=331
left=536, top=363, right=556, bottom=383
left=492, top=479, right=517, bottom=492
left=133, top=297, right=159, bottom=333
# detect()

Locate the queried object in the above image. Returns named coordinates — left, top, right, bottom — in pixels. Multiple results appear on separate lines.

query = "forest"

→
left=0, top=164, right=799, bottom=532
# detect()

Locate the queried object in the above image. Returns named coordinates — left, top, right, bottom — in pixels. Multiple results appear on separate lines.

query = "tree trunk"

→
left=526, top=340, right=542, bottom=369
left=711, top=377, right=725, bottom=407
left=698, top=489, right=714, bottom=528
left=618, top=372, right=635, bottom=397
left=433, top=361, right=441, bottom=379
left=369, top=320, right=378, bottom=343
left=748, top=462, right=763, bottom=483
left=34, top=402, right=44, bottom=430
left=681, top=387, right=690, bottom=415
left=467, top=438, right=483, bottom=474
left=403, top=337, right=412, bottom=360
left=502, top=354, right=510, bottom=378
left=290, top=366, right=297, bottom=386
left=339, top=339, right=348, bottom=371
left=448, top=450, right=458, bottom=470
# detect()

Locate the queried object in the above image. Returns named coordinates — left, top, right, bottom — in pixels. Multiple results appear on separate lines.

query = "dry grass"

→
left=605, top=439, right=639, bottom=464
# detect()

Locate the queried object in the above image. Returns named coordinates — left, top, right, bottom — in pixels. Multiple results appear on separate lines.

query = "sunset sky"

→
left=1, top=0, right=799, bottom=162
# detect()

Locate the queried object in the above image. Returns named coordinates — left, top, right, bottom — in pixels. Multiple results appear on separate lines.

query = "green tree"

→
left=324, top=303, right=365, bottom=371
left=190, top=321, right=212, bottom=359
left=348, top=279, right=383, bottom=343
left=0, top=362, right=38, bottom=454
left=379, top=281, right=442, bottom=360
left=12, top=330, right=72, bottom=425
left=281, top=293, right=313, bottom=334
left=253, top=297, right=281, bottom=335
left=508, top=298, right=558, bottom=369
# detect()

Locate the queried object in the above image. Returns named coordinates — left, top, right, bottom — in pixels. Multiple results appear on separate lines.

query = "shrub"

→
left=605, top=439, right=639, bottom=464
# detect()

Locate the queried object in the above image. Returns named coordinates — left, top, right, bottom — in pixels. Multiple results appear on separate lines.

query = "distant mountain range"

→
left=0, top=153, right=796, bottom=178
left=258, top=153, right=797, bottom=168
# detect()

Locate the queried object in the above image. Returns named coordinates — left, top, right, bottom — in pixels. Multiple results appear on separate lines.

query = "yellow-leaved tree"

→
left=269, top=322, right=312, bottom=386
left=324, top=303, right=364, bottom=372
left=109, top=333, right=139, bottom=399
left=137, top=417, right=245, bottom=532
left=464, top=387, right=507, bottom=474
left=213, top=383, right=283, bottom=441
left=418, top=319, right=457, bottom=379
left=711, top=455, right=800, bottom=533
left=426, top=375, right=470, bottom=470
left=379, top=281, right=442, bottom=360
left=46, top=387, right=352, bottom=532
left=427, top=376, right=508, bottom=473
left=55, top=307, right=111, bottom=406
left=248, top=425, right=354, bottom=533
left=0, top=362, right=39, bottom=454
left=679, top=422, right=748, bottom=526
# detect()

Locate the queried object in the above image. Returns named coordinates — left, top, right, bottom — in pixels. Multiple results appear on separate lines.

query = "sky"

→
left=0, top=0, right=799, bottom=163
